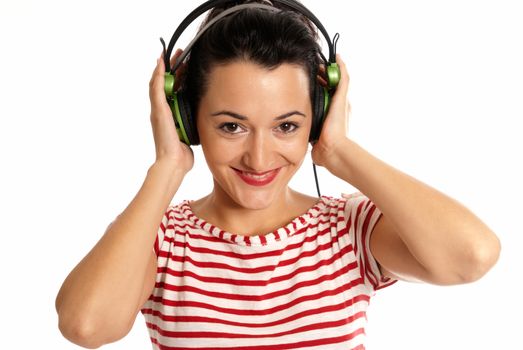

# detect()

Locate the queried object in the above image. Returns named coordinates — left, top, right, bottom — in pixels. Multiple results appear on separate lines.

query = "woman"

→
left=55, top=1, right=501, bottom=349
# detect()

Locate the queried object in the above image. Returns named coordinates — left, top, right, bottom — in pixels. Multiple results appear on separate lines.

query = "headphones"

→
left=160, top=0, right=340, bottom=146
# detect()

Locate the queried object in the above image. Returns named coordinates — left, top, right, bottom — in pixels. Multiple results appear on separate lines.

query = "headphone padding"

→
left=177, top=91, right=199, bottom=145
left=310, top=84, right=325, bottom=142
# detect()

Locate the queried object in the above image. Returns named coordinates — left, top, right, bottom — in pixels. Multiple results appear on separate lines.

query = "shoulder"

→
left=158, top=200, right=194, bottom=229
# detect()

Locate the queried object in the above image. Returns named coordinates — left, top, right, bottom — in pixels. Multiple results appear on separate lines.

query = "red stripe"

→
left=157, top=245, right=358, bottom=287
left=160, top=221, right=348, bottom=263
left=162, top=238, right=285, bottom=259
left=166, top=217, right=334, bottom=246
left=376, top=278, right=398, bottom=290
left=158, top=230, right=353, bottom=275
left=353, top=200, right=378, bottom=288
left=154, top=235, right=160, bottom=257
left=165, top=221, right=198, bottom=231
left=146, top=313, right=366, bottom=339
left=346, top=202, right=355, bottom=252
left=361, top=203, right=380, bottom=289
left=150, top=274, right=365, bottom=316
left=345, top=199, right=370, bottom=290
left=150, top=327, right=365, bottom=350
left=154, top=262, right=361, bottom=303
left=177, top=218, right=339, bottom=248
left=177, top=205, right=339, bottom=242
left=142, top=295, right=369, bottom=328
left=360, top=204, right=398, bottom=289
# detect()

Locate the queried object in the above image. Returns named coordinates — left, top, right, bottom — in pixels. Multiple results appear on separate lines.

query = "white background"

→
left=1, top=0, right=521, bottom=349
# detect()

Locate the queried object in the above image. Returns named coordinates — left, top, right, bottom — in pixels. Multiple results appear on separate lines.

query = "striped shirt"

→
left=141, top=194, right=397, bottom=350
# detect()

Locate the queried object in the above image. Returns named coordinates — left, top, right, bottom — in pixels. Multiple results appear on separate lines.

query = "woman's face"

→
left=196, top=60, right=312, bottom=210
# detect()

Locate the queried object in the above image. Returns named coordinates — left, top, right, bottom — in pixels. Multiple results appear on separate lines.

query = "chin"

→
left=216, top=167, right=290, bottom=210
left=231, top=189, right=279, bottom=210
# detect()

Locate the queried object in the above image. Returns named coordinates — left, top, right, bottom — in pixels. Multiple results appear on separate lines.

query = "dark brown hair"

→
left=182, top=0, right=323, bottom=119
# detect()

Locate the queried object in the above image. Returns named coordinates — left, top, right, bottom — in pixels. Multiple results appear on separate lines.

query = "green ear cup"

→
left=311, top=63, right=337, bottom=141
left=164, top=72, right=191, bottom=145
left=326, top=63, right=341, bottom=89
left=323, top=86, right=330, bottom=114
left=164, top=72, right=175, bottom=98
left=170, top=97, right=191, bottom=145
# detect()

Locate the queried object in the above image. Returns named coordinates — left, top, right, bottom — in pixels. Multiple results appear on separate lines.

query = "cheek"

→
left=274, top=134, right=310, bottom=166
left=283, top=121, right=312, bottom=157
left=199, top=127, right=241, bottom=170
left=200, top=135, right=236, bottom=168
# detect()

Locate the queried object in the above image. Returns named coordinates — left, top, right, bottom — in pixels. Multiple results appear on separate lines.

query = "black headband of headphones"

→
left=160, top=0, right=339, bottom=75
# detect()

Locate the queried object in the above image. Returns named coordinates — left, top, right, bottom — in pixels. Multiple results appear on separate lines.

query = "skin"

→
left=190, top=59, right=320, bottom=236
left=55, top=48, right=501, bottom=348
left=190, top=56, right=500, bottom=286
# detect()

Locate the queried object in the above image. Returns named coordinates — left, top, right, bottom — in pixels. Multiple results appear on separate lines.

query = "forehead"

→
left=202, top=60, right=311, bottom=102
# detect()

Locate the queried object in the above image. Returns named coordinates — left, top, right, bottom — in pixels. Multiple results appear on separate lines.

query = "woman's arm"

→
left=55, top=49, right=192, bottom=348
left=311, top=54, right=500, bottom=286
left=55, top=160, right=184, bottom=348
left=325, top=138, right=501, bottom=285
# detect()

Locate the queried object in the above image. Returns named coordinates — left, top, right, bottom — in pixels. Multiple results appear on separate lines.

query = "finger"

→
left=169, top=48, right=183, bottom=69
left=317, top=64, right=326, bottom=83
left=335, top=54, right=350, bottom=94
left=316, top=74, right=327, bottom=88
left=174, top=63, right=187, bottom=91
left=149, top=52, right=163, bottom=94
left=149, top=52, right=162, bottom=81
left=329, top=54, right=350, bottom=109
left=149, top=53, right=171, bottom=114
left=158, top=52, right=166, bottom=74
left=165, top=48, right=186, bottom=90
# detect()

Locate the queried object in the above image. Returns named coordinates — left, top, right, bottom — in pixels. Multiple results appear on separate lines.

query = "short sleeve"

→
left=343, top=192, right=397, bottom=291
left=153, top=206, right=173, bottom=257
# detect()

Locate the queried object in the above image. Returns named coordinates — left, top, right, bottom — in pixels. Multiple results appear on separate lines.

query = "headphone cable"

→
left=313, top=163, right=321, bottom=198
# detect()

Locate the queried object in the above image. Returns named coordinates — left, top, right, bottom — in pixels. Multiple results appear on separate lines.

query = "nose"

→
left=242, top=130, right=276, bottom=172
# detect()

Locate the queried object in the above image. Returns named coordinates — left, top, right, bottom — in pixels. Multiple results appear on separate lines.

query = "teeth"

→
left=242, top=171, right=271, bottom=180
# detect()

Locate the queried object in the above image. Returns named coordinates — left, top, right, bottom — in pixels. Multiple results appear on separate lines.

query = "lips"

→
left=232, top=167, right=281, bottom=186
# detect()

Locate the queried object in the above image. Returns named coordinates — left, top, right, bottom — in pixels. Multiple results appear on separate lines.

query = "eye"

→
left=277, top=122, right=299, bottom=134
left=218, top=122, right=244, bottom=134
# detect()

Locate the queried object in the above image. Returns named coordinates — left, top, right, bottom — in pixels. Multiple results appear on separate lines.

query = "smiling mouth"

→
left=232, top=167, right=281, bottom=186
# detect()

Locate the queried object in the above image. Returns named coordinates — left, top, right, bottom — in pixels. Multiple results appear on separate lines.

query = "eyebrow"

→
left=210, top=110, right=306, bottom=121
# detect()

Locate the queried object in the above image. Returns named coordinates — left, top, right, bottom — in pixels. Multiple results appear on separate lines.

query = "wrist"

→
left=322, top=137, right=352, bottom=167
left=151, top=157, right=189, bottom=174
left=323, top=138, right=360, bottom=181
left=148, top=159, right=187, bottom=195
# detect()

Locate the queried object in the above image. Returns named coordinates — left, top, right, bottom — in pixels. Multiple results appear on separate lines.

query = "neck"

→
left=198, top=184, right=297, bottom=236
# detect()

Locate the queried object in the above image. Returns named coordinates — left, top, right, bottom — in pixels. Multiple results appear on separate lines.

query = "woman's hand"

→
left=310, top=54, right=351, bottom=168
left=149, top=49, right=194, bottom=174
